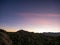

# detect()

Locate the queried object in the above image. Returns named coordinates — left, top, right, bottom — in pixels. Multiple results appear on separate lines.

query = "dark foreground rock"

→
left=0, top=29, right=60, bottom=45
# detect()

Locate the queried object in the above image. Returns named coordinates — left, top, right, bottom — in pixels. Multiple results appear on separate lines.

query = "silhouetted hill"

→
left=0, top=29, right=60, bottom=45
left=0, top=29, right=7, bottom=33
left=17, top=30, right=29, bottom=33
left=0, top=29, right=12, bottom=45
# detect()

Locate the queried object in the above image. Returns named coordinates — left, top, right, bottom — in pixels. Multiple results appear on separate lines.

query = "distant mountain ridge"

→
left=43, top=32, right=60, bottom=36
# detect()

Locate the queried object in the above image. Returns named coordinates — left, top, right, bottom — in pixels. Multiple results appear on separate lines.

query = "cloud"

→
left=17, top=12, right=60, bottom=27
left=47, top=14, right=60, bottom=17
left=17, top=13, right=60, bottom=18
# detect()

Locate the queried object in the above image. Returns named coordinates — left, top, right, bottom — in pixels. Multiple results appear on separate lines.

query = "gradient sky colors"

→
left=0, top=0, right=60, bottom=32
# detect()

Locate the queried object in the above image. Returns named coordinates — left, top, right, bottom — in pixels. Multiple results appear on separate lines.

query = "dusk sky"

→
left=0, top=0, right=60, bottom=32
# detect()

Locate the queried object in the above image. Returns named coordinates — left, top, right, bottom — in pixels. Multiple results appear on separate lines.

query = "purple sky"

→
left=0, top=0, right=60, bottom=32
